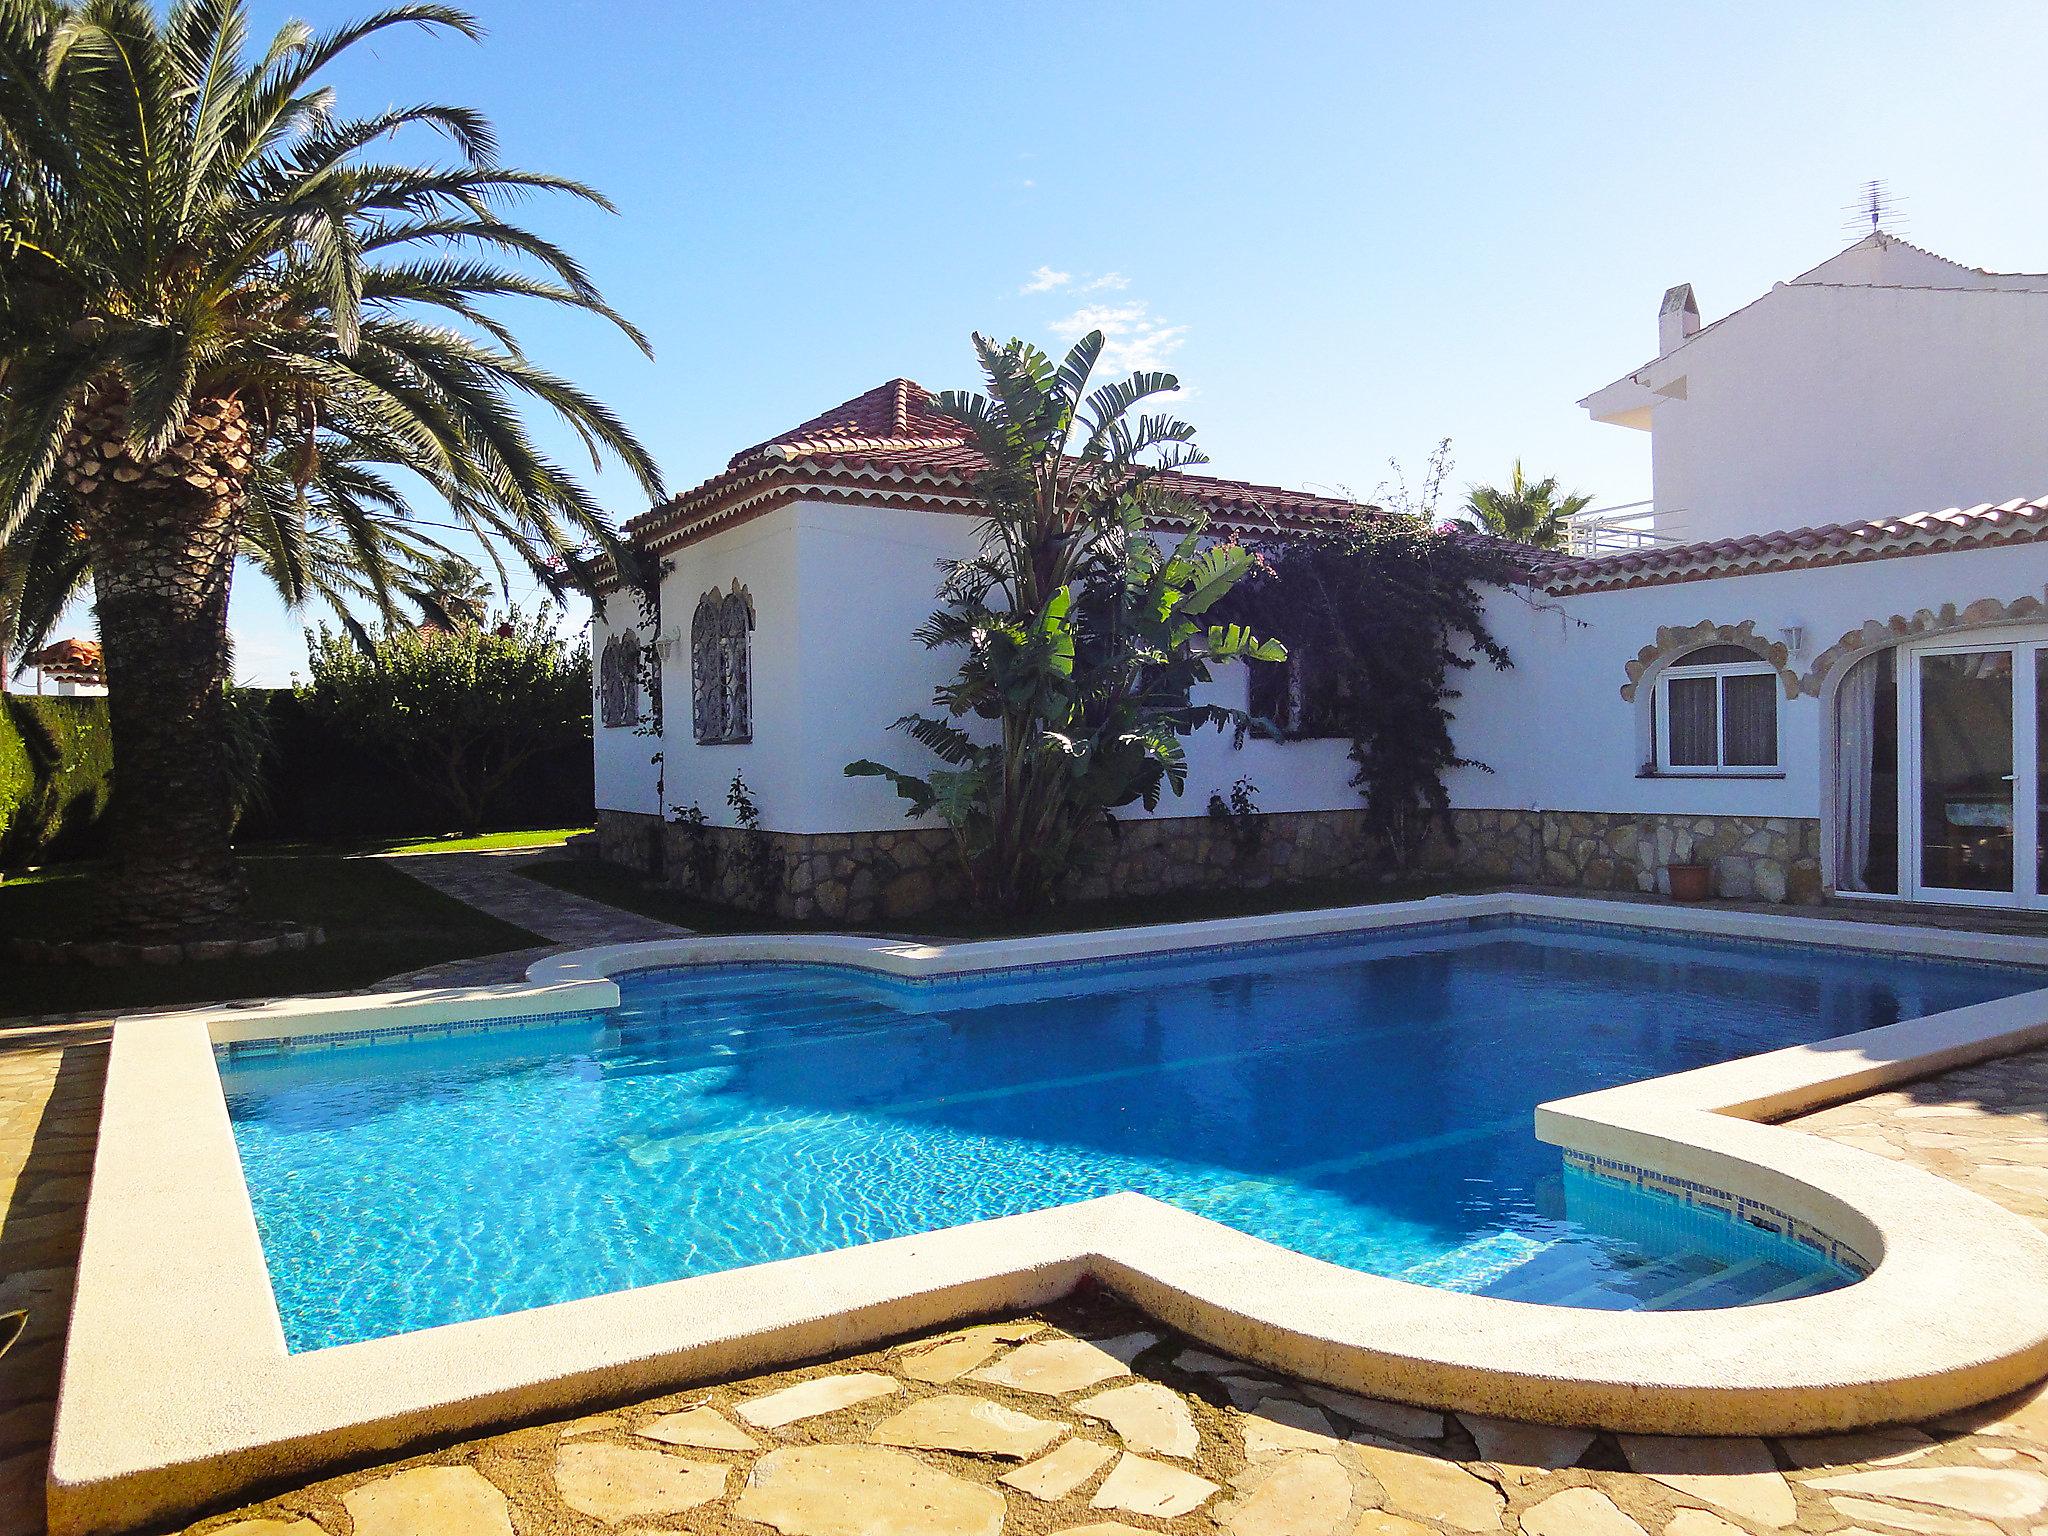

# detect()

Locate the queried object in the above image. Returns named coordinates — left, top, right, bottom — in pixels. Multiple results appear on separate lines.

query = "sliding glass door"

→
left=1900, top=635, right=2045, bottom=906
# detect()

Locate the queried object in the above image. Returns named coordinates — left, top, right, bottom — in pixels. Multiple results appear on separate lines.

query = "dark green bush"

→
left=0, top=695, right=115, bottom=865
left=1, top=678, right=592, bottom=862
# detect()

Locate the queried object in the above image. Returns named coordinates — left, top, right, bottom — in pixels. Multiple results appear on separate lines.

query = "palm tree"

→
left=5, top=434, right=495, bottom=663
left=1463, top=461, right=1593, bottom=550
left=406, top=553, right=493, bottom=629
left=0, top=0, right=663, bottom=936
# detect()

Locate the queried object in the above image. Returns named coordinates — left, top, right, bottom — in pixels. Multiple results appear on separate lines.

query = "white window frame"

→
left=1654, top=655, right=1781, bottom=776
left=1898, top=630, right=2047, bottom=909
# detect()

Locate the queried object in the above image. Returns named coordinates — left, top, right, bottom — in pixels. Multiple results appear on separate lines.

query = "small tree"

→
left=848, top=332, right=1283, bottom=915
left=406, top=556, right=495, bottom=630
left=303, top=608, right=588, bottom=833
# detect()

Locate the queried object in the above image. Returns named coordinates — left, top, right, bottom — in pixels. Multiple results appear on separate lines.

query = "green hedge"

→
left=237, top=689, right=592, bottom=843
left=0, top=694, right=115, bottom=865
left=0, top=687, right=592, bottom=864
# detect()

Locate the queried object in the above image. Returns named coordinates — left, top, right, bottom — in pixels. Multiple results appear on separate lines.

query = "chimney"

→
left=1659, top=283, right=1700, bottom=355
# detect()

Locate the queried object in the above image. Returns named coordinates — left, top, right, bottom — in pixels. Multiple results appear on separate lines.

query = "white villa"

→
left=592, top=233, right=2048, bottom=921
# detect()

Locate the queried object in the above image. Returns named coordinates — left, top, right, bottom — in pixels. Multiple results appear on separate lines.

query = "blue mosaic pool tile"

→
left=1562, top=1148, right=1872, bottom=1277
left=214, top=1008, right=601, bottom=1060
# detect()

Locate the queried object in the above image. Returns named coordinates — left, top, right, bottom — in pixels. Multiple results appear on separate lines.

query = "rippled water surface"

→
left=220, top=918, right=2046, bottom=1350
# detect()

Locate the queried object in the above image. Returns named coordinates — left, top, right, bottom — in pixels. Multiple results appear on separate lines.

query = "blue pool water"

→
left=219, top=918, right=2047, bottom=1351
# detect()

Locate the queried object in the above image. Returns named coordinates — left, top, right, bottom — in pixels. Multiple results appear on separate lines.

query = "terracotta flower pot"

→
left=1667, top=862, right=1713, bottom=901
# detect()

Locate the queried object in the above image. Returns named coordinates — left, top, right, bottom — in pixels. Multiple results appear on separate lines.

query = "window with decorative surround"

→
left=1655, top=643, right=1779, bottom=774
left=598, top=629, right=641, bottom=729
left=691, top=582, right=754, bottom=745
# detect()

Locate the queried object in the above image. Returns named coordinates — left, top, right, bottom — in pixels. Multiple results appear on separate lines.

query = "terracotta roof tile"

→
left=24, top=637, right=104, bottom=682
left=1534, top=495, right=2048, bottom=592
left=726, top=378, right=969, bottom=469
left=622, top=379, right=1372, bottom=563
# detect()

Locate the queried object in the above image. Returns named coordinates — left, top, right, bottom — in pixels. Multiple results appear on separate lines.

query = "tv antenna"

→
left=1843, top=179, right=1906, bottom=236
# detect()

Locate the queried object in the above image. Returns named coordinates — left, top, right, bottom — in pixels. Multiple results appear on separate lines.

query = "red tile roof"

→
left=726, top=378, right=969, bottom=468
left=1532, top=495, right=2048, bottom=593
left=618, top=380, right=1372, bottom=570
left=24, top=637, right=104, bottom=683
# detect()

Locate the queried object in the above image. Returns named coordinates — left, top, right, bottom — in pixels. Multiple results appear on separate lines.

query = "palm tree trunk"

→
left=65, top=392, right=253, bottom=936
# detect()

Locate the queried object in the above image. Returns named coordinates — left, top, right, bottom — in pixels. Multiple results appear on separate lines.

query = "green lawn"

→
left=0, top=856, right=543, bottom=1020
left=521, top=857, right=1488, bottom=940
left=245, top=825, right=591, bottom=858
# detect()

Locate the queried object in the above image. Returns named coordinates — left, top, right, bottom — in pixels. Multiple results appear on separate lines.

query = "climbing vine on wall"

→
left=1226, top=512, right=1520, bottom=867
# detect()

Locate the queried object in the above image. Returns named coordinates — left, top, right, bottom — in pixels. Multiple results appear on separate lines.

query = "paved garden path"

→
left=373, top=849, right=691, bottom=988
left=384, top=848, right=690, bottom=949
left=130, top=1043, right=2048, bottom=1536
left=0, top=1024, right=109, bottom=1536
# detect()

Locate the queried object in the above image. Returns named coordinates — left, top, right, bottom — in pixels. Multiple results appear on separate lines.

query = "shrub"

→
left=301, top=609, right=591, bottom=834
left=0, top=695, right=114, bottom=865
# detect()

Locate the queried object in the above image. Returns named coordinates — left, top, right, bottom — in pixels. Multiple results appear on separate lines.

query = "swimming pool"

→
left=219, top=916, right=2046, bottom=1351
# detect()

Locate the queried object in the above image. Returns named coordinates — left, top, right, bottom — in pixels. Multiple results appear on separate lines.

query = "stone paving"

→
left=145, top=1042, right=2048, bottom=1536
left=0, top=1025, right=109, bottom=1536
left=373, top=849, right=692, bottom=989
left=382, top=848, right=690, bottom=949
left=1791, top=1046, right=2048, bottom=1243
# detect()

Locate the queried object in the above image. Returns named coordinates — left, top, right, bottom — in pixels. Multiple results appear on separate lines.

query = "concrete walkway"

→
left=374, top=849, right=691, bottom=988
left=381, top=848, right=689, bottom=948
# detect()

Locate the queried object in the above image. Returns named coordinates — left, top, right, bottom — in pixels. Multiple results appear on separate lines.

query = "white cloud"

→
left=1081, top=271, right=1130, bottom=292
left=1020, top=265, right=1070, bottom=294
left=1049, top=300, right=1189, bottom=374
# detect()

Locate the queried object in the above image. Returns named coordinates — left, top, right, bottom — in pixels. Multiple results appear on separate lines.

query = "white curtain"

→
left=1834, top=654, right=1881, bottom=892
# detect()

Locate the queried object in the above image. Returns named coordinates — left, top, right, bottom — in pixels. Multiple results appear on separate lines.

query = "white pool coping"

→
left=49, top=892, right=2048, bottom=1534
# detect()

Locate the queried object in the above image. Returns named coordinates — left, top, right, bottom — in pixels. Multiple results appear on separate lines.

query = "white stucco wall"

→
left=787, top=500, right=1363, bottom=833
left=590, top=499, right=1372, bottom=834
left=1644, top=284, right=2048, bottom=547
left=1445, top=540, right=2048, bottom=838
left=660, top=508, right=806, bottom=827
left=592, top=488, right=2048, bottom=861
left=590, top=595, right=659, bottom=817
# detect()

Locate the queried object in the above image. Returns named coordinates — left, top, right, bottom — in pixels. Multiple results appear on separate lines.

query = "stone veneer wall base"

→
left=595, top=804, right=1826, bottom=920
left=1446, top=808, right=1824, bottom=904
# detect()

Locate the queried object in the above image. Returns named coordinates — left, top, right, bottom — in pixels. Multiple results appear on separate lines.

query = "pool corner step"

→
left=1399, top=1231, right=1553, bottom=1292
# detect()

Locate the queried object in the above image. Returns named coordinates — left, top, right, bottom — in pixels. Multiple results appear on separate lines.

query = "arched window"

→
left=691, top=582, right=754, bottom=744
left=1655, top=643, right=1779, bottom=774
left=598, top=629, right=641, bottom=729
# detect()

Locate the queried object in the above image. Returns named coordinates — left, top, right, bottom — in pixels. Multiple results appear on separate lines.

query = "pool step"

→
left=1472, top=1239, right=1833, bottom=1311
left=1400, top=1232, right=1554, bottom=1292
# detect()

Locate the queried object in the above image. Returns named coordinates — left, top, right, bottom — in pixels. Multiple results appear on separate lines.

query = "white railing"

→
left=1563, top=502, right=1671, bottom=557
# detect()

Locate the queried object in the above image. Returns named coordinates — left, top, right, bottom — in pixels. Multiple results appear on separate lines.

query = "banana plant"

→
left=849, top=333, right=1282, bottom=914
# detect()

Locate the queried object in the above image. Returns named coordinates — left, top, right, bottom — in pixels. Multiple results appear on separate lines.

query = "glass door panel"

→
left=2037, top=648, right=2048, bottom=901
left=1917, top=649, right=2015, bottom=894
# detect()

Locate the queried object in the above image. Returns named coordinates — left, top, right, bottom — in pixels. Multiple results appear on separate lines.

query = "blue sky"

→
left=71, top=0, right=2048, bottom=682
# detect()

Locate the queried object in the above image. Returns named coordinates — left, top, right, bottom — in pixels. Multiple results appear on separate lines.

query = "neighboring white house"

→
left=592, top=235, right=2048, bottom=922
left=6, top=638, right=108, bottom=697
left=1579, top=232, right=2048, bottom=546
